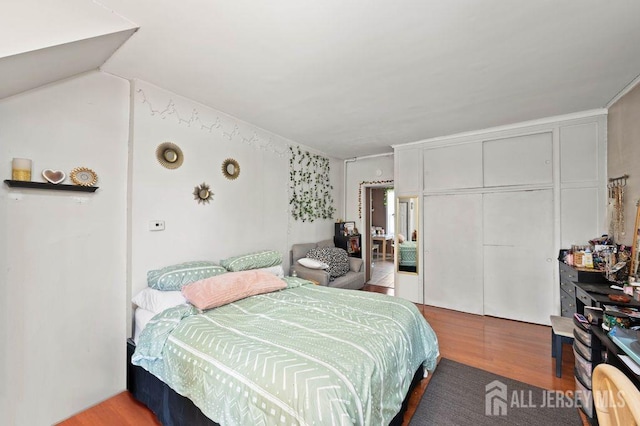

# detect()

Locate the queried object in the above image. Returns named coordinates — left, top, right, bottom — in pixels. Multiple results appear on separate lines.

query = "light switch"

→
left=149, top=220, right=165, bottom=231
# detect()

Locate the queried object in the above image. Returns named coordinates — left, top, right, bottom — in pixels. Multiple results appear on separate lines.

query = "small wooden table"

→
left=372, top=234, right=393, bottom=260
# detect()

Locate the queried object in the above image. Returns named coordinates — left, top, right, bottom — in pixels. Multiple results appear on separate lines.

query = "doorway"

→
left=364, top=185, right=394, bottom=288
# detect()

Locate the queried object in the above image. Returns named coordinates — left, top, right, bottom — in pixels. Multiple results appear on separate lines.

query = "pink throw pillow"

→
left=181, top=270, right=286, bottom=310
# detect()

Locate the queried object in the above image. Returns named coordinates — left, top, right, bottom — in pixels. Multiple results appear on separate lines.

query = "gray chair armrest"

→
left=290, top=265, right=330, bottom=286
left=349, top=257, right=364, bottom=273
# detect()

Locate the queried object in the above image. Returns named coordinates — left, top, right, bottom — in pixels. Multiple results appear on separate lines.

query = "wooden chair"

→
left=593, top=363, right=640, bottom=425
left=372, top=243, right=380, bottom=259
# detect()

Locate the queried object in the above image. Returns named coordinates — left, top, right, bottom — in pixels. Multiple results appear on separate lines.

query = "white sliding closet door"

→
left=424, top=193, right=484, bottom=315
left=483, top=189, right=554, bottom=325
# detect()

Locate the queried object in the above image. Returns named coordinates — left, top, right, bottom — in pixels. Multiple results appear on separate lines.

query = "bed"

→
left=398, top=241, right=417, bottom=273
left=129, top=276, right=439, bottom=425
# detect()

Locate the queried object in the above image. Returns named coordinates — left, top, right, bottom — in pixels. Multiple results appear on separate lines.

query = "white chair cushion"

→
left=297, top=257, right=329, bottom=270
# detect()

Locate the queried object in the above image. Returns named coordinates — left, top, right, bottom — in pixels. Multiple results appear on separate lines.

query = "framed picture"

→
left=349, top=236, right=360, bottom=253
left=344, top=221, right=355, bottom=235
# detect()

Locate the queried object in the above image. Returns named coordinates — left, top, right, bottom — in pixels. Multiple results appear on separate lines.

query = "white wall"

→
left=0, top=74, right=343, bottom=424
left=129, top=80, right=343, bottom=302
left=0, top=72, right=129, bottom=425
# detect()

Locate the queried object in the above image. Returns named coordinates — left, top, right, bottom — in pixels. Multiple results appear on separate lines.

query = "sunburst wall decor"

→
left=193, top=182, right=213, bottom=205
left=222, top=158, right=240, bottom=180
left=156, top=142, right=184, bottom=169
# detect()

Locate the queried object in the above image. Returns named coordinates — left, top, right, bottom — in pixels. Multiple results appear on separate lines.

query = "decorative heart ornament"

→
left=42, top=169, right=66, bottom=184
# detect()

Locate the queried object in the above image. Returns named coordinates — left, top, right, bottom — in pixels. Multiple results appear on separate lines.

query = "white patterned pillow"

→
left=220, top=250, right=282, bottom=272
left=306, top=247, right=350, bottom=279
left=147, top=261, right=227, bottom=291
left=297, top=257, right=329, bottom=270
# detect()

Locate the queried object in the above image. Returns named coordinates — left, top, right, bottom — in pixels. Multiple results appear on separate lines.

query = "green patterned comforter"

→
left=132, top=277, right=439, bottom=426
left=399, top=242, right=417, bottom=266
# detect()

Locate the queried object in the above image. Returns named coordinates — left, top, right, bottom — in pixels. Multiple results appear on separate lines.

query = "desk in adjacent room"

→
left=372, top=234, right=393, bottom=260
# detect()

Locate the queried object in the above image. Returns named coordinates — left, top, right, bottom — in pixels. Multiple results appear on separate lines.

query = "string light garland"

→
left=137, top=89, right=287, bottom=157
left=358, top=180, right=394, bottom=218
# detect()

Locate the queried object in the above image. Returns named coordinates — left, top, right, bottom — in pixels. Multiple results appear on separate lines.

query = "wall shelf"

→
left=3, top=180, right=98, bottom=193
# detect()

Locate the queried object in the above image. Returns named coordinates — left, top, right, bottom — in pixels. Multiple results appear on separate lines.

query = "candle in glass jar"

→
left=12, top=158, right=32, bottom=181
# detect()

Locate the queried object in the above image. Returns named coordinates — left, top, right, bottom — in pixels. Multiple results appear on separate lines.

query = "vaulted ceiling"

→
left=4, top=1, right=640, bottom=159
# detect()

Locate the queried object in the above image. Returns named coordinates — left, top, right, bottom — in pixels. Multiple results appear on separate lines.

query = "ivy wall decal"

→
left=289, top=146, right=335, bottom=222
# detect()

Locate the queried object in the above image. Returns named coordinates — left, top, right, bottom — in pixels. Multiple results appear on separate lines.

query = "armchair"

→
left=289, top=239, right=365, bottom=290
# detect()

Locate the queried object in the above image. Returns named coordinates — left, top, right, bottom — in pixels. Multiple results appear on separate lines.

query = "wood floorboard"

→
left=58, top=286, right=584, bottom=425
left=367, top=259, right=394, bottom=288
left=58, top=391, right=161, bottom=426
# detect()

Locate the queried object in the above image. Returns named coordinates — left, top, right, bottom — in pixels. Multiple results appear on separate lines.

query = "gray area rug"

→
left=410, top=358, right=583, bottom=425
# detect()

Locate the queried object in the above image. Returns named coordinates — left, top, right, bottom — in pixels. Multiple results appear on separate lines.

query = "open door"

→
left=364, top=185, right=395, bottom=287
left=365, top=187, right=372, bottom=282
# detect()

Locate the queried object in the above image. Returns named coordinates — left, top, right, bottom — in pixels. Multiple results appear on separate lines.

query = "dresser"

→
left=558, top=261, right=607, bottom=318
left=558, top=260, right=640, bottom=313
left=559, top=262, right=578, bottom=318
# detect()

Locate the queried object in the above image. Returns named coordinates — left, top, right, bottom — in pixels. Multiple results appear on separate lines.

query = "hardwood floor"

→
left=367, top=259, right=394, bottom=288
left=58, top=287, right=580, bottom=425
left=58, top=392, right=161, bottom=426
